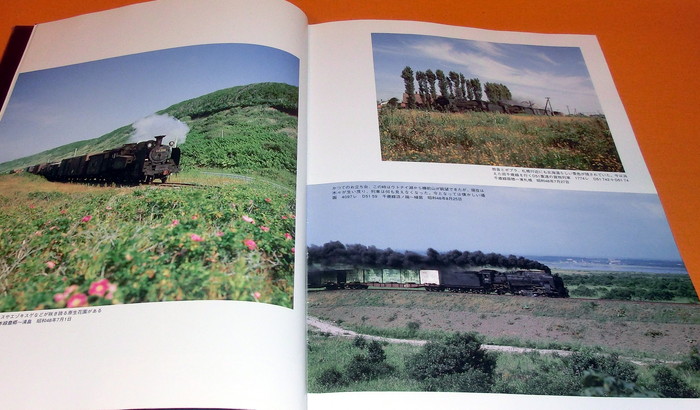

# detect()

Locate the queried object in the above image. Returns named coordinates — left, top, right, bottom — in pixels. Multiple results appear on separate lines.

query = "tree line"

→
left=398, top=66, right=512, bottom=109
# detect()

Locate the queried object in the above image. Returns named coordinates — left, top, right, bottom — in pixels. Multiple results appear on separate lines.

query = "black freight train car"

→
left=27, top=135, right=180, bottom=184
left=308, top=267, right=568, bottom=298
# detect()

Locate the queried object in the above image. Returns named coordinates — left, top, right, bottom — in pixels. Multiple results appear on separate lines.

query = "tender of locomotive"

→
left=27, top=135, right=180, bottom=184
left=308, top=267, right=569, bottom=298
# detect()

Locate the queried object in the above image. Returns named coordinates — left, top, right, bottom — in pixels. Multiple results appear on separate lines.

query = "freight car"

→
left=308, top=267, right=569, bottom=298
left=26, top=135, right=180, bottom=184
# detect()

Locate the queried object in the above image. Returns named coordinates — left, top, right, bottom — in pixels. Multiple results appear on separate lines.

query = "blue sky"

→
left=372, top=33, right=602, bottom=115
left=0, top=43, right=299, bottom=164
left=307, top=183, right=682, bottom=261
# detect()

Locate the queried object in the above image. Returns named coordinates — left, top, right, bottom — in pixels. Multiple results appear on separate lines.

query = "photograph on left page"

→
left=0, top=43, right=299, bottom=311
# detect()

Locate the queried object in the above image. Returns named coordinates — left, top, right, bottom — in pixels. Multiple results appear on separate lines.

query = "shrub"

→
left=567, top=351, right=638, bottom=383
left=317, top=367, right=347, bottom=388
left=600, top=287, right=634, bottom=300
left=571, top=285, right=597, bottom=298
left=345, top=341, right=393, bottom=382
left=493, top=356, right=580, bottom=396
left=581, top=370, right=659, bottom=397
left=422, top=369, right=492, bottom=393
left=406, top=321, right=421, bottom=335
left=406, top=332, right=496, bottom=381
left=679, top=346, right=700, bottom=372
left=649, top=367, right=700, bottom=398
left=352, top=335, right=367, bottom=349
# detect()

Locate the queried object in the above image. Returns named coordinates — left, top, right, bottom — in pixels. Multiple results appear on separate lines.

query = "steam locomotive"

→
left=308, top=267, right=569, bottom=298
left=26, top=135, right=180, bottom=184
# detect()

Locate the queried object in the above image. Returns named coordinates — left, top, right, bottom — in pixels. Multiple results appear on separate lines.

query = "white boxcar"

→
left=419, top=269, right=440, bottom=286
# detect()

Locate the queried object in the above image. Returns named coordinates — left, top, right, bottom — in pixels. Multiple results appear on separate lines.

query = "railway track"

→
left=158, top=181, right=211, bottom=189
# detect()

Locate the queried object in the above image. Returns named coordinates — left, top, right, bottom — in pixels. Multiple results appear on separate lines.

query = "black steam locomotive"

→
left=26, top=135, right=180, bottom=184
left=308, top=267, right=569, bottom=298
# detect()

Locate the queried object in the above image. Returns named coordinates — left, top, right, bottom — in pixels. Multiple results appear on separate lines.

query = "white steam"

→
left=130, top=114, right=190, bottom=146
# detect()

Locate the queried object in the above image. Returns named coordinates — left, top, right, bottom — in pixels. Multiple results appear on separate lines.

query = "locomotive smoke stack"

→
left=154, top=135, right=165, bottom=146
left=130, top=114, right=189, bottom=146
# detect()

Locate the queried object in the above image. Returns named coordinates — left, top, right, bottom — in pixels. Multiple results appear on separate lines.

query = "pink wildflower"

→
left=53, top=293, right=66, bottom=303
left=253, top=291, right=262, bottom=300
left=88, top=279, right=110, bottom=297
left=284, top=233, right=293, bottom=240
left=59, top=209, right=67, bottom=214
left=292, top=247, right=295, bottom=253
left=105, top=283, right=118, bottom=300
left=81, top=215, right=92, bottom=223
left=243, top=239, right=257, bottom=251
left=290, top=214, right=296, bottom=219
left=215, top=231, right=224, bottom=237
left=171, top=219, right=180, bottom=227
left=29, top=204, right=36, bottom=209
left=264, top=198, right=272, bottom=203
left=64, top=285, right=78, bottom=295
left=45, top=261, right=56, bottom=269
left=191, top=214, right=199, bottom=220
left=66, top=293, right=88, bottom=308
left=190, top=234, right=204, bottom=242
left=242, top=215, right=255, bottom=224
left=281, top=216, right=287, bottom=220
left=260, top=226, right=270, bottom=232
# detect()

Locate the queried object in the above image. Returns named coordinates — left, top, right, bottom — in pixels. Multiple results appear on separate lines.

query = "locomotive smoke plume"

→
left=308, top=241, right=551, bottom=273
left=130, top=114, right=190, bottom=146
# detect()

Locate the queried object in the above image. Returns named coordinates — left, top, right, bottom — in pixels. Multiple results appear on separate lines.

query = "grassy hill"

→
left=0, top=82, right=299, bottom=181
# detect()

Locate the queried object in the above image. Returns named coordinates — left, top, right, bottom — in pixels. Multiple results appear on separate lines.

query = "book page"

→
left=0, top=1, right=308, bottom=409
left=307, top=20, right=699, bottom=409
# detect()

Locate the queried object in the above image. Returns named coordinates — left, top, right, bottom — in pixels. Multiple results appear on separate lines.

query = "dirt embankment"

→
left=307, top=290, right=700, bottom=357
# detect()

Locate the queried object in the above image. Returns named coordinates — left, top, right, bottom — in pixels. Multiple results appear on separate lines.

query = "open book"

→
left=0, top=0, right=698, bottom=408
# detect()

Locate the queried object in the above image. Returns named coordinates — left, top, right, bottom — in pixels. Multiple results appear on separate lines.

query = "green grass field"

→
left=308, top=329, right=700, bottom=397
left=378, top=108, right=623, bottom=171
left=0, top=171, right=296, bottom=311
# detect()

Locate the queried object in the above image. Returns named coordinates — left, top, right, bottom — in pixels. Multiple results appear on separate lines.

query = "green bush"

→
left=407, top=321, right=421, bottom=335
left=493, top=356, right=580, bottom=396
left=567, top=351, right=638, bottom=383
left=317, top=367, right=347, bottom=388
left=679, top=346, right=700, bottom=372
left=649, top=367, right=700, bottom=398
left=422, top=369, right=492, bottom=393
left=406, top=332, right=496, bottom=381
left=353, top=335, right=367, bottom=349
left=345, top=341, right=394, bottom=382
left=581, top=370, right=659, bottom=397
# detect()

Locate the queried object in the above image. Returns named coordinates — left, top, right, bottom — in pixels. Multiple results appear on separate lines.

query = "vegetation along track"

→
left=307, top=289, right=700, bottom=358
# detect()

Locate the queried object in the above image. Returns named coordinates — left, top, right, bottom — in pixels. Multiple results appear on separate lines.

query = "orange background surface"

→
left=1, top=0, right=699, bottom=290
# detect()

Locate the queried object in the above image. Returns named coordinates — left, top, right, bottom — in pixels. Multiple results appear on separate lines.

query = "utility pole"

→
left=544, top=97, right=553, bottom=116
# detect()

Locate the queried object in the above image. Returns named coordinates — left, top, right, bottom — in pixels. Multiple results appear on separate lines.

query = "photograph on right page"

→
left=371, top=32, right=622, bottom=172
left=306, top=182, right=699, bottom=398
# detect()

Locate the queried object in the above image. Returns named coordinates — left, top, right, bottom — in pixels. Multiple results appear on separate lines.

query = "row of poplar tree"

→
left=400, top=66, right=513, bottom=109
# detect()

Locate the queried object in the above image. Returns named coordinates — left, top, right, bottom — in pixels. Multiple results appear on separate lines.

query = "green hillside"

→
left=0, top=82, right=299, bottom=180
left=169, top=82, right=298, bottom=183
